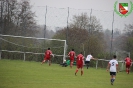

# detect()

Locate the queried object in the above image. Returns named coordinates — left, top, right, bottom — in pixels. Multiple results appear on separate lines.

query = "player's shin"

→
left=81, top=70, right=83, bottom=76
left=128, top=69, right=130, bottom=74
left=41, top=60, right=45, bottom=64
left=71, top=62, right=73, bottom=68
left=76, top=69, right=78, bottom=73
left=110, top=79, right=112, bottom=83
left=126, top=68, right=128, bottom=73
left=75, top=69, right=78, bottom=76
left=112, top=77, right=115, bottom=82
left=49, top=61, right=51, bottom=66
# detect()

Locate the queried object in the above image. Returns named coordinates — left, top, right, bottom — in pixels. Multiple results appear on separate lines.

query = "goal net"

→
left=115, top=51, right=130, bottom=71
left=95, top=51, right=130, bottom=71
left=0, top=34, right=67, bottom=64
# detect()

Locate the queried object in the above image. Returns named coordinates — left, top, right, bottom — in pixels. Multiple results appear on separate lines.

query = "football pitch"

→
left=0, top=59, right=133, bottom=88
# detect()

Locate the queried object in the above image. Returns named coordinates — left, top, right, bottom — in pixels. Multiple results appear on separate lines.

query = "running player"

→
left=41, top=48, right=54, bottom=66
left=107, top=55, right=119, bottom=85
left=68, top=49, right=76, bottom=68
left=75, top=52, right=84, bottom=76
left=124, top=55, right=132, bottom=74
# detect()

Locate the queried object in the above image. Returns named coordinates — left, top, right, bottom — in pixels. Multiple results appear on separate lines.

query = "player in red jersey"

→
left=75, top=52, right=84, bottom=76
left=68, top=49, right=76, bottom=68
left=124, top=55, right=132, bottom=74
left=41, top=48, right=54, bottom=66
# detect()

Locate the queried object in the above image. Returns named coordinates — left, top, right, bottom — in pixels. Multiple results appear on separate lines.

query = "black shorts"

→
left=110, top=72, right=116, bottom=76
left=85, top=61, right=90, bottom=64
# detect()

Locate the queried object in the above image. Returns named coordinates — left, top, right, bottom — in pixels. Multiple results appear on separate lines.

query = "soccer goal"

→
left=0, top=34, right=67, bottom=63
left=115, top=51, right=130, bottom=71
left=95, top=51, right=130, bottom=71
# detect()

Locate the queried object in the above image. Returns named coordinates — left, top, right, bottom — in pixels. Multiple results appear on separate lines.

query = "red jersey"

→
left=45, top=50, right=52, bottom=58
left=125, top=57, right=132, bottom=65
left=68, top=51, right=75, bottom=58
left=76, top=54, right=84, bottom=65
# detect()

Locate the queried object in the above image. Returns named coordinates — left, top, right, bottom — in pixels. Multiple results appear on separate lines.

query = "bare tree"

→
left=0, top=0, right=38, bottom=36
left=53, top=13, right=105, bottom=57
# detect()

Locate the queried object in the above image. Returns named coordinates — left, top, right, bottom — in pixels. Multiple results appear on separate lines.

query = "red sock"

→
left=126, top=69, right=128, bottom=73
left=75, top=69, right=78, bottom=73
left=42, top=60, right=45, bottom=64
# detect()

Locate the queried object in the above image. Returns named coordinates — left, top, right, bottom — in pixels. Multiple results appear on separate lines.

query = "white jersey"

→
left=85, top=54, right=92, bottom=61
left=109, top=59, right=118, bottom=72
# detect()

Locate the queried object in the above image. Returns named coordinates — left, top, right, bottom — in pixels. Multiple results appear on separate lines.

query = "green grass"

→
left=0, top=59, right=133, bottom=88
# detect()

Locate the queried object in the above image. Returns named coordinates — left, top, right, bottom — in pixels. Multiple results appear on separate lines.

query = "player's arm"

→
left=91, top=57, right=98, bottom=60
left=74, top=53, right=77, bottom=59
left=82, top=56, right=85, bottom=60
left=106, top=63, right=110, bottom=72
left=51, top=54, right=54, bottom=57
left=68, top=52, right=70, bottom=57
left=50, top=51, right=54, bottom=57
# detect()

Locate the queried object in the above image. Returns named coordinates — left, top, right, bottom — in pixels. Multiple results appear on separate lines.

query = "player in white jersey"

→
left=107, top=55, right=119, bottom=85
left=85, top=53, right=97, bottom=69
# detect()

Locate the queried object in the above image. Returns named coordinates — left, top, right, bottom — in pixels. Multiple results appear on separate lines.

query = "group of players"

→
left=41, top=48, right=132, bottom=85
left=67, top=49, right=97, bottom=76
left=41, top=48, right=96, bottom=76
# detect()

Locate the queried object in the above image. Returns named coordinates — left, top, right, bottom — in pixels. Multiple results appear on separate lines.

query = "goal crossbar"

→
left=0, top=34, right=66, bottom=42
left=0, top=34, right=67, bottom=62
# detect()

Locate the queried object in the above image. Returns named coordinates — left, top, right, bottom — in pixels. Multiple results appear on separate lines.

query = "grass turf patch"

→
left=0, top=59, right=133, bottom=88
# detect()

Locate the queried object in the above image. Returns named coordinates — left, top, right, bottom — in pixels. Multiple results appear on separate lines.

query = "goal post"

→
left=95, top=59, right=124, bottom=69
left=115, top=51, right=130, bottom=71
left=0, top=34, right=67, bottom=63
left=94, top=51, right=130, bottom=71
left=95, top=59, right=109, bottom=69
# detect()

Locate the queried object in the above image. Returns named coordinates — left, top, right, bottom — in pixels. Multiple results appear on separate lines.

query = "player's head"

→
left=127, top=55, right=129, bottom=57
left=89, top=52, right=93, bottom=55
left=80, top=52, right=83, bottom=54
left=72, top=49, right=74, bottom=51
left=48, top=48, right=50, bottom=50
left=113, top=55, right=117, bottom=59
